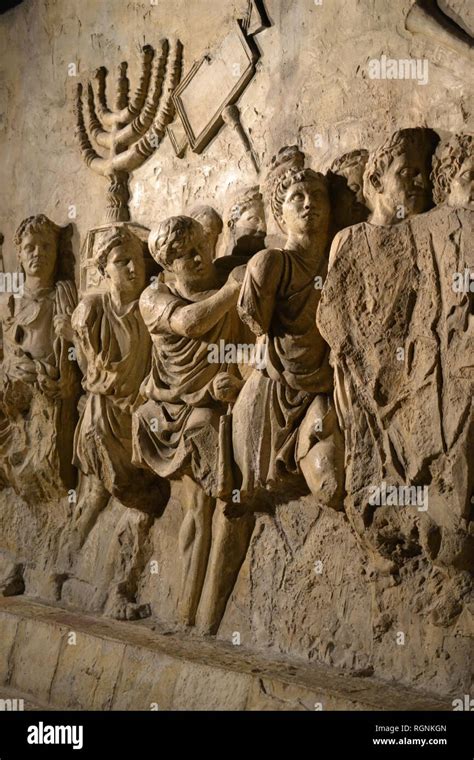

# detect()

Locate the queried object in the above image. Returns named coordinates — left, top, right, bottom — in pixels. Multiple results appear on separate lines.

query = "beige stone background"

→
left=0, top=0, right=473, bottom=702
left=0, top=0, right=472, bottom=266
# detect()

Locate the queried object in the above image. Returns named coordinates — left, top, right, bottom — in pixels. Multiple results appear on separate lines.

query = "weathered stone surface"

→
left=0, top=597, right=454, bottom=711
left=0, top=0, right=472, bottom=712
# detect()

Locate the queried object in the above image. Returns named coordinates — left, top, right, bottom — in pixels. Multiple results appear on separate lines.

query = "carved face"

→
left=231, top=201, right=266, bottom=240
left=331, top=169, right=369, bottom=229
left=103, top=243, right=146, bottom=299
left=192, top=210, right=221, bottom=252
left=171, top=241, right=213, bottom=288
left=446, top=156, right=474, bottom=210
left=338, top=163, right=366, bottom=206
left=377, top=145, right=432, bottom=217
left=18, top=230, right=57, bottom=282
left=280, top=180, right=330, bottom=238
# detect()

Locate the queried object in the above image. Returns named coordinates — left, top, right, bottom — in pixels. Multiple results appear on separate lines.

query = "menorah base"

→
left=105, top=172, right=131, bottom=223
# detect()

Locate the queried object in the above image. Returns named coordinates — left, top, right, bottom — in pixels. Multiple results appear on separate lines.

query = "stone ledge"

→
left=0, top=597, right=451, bottom=711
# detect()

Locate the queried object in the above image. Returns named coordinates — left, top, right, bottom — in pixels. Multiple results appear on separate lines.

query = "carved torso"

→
left=238, top=247, right=332, bottom=393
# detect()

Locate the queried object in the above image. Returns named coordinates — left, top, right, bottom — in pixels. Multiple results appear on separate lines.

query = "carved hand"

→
left=6, top=356, right=37, bottom=384
left=36, top=371, right=62, bottom=400
left=53, top=314, right=75, bottom=344
left=226, top=264, right=247, bottom=289
left=211, top=372, right=245, bottom=403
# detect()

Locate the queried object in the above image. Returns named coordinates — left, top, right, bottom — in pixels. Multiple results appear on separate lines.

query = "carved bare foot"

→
left=103, top=584, right=151, bottom=621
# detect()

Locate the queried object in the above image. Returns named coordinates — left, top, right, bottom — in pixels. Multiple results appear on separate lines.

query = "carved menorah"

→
left=74, top=40, right=183, bottom=222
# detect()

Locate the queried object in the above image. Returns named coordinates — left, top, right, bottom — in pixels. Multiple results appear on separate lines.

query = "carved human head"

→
left=267, top=145, right=305, bottom=180
left=225, top=186, right=266, bottom=254
left=226, top=186, right=266, bottom=233
left=94, top=225, right=146, bottom=299
left=330, top=149, right=369, bottom=206
left=189, top=205, right=223, bottom=257
left=149, top=216, right=212, bottom=286
left=363, top=127, right=439, bottom=223
left=270, top=165, right=330, bottom=239
left=14, top=215, right=74, bottom=284
left=329, top=149, right=369, bottom=229
left=431, top=133, right=474, bottom=210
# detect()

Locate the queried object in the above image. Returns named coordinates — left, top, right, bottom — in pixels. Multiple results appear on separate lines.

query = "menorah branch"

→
left=74, top=40, right=183, bottom=221
left=74, top=84, right=107, bottom=174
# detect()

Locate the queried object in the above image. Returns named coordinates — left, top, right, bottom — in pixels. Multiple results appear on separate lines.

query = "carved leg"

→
left=297, top=394, right=345, bottom=509
left=101, top=510, right=154, bottom=621
left=57, top=474, right=110, bottom=571
left=196, top=504, right=255, bottom=636
left=70, top=474, right=110, bottom=549
left=178, top=475, right=215, bottom=627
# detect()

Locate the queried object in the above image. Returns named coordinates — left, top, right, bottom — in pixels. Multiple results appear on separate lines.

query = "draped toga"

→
left=72, top=292, right=167, bottom=513
left=232, top=246, right=333, bottom=506
left=0, top=280, right=80, bottom=500
left=132, top=274, right=247, bottom=497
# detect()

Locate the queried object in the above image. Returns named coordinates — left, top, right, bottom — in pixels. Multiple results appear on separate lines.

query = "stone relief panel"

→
left=317, top=129, right=473, bottom=626
left=0, top=215, right=81, bottom=503
left=0, top=0, right=472, bottom=704
left=0, top=128, right=472, bottom=641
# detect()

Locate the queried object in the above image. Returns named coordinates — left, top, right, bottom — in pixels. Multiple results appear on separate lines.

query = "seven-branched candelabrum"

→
left=74, top=40, right=183, bottom=222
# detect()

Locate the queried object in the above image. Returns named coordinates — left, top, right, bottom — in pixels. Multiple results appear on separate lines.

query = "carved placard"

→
left=172, top=23, right=259, bottom=154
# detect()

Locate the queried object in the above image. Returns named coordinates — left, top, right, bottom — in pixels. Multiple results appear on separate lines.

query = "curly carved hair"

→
left=268, top=167, right=328, bottom=231
left=93, top=225, right=145, bottom=276
left=363, top=128, right=439, bottom=205
left=264, top=146, right=328, bottom=230
left=431, top=133, right=473, bottom=205
left=225, top=186, right=264, bottom=226
left=14, top=214, right=75, bottom=282
left=148, top=216, right=207, bottom=269
left=330, top=149, right=369, bottom=175
left=189, top=205, right=223, bottom=237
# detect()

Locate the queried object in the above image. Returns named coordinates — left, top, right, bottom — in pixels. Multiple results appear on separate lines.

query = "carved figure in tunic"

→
left=62, top=226, right=169, bottom=619
left=69, top=225, right=168, bottom=533
left=317, top=129, right=474, bottom=600
left=232, top=149, right=344, bottom=509
left=0, top=215, right=80, bottom=503
left=133, top=216, right=254, bottom=634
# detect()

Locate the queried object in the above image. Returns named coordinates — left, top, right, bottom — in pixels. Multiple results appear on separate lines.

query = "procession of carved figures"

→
left=0, top=121, right=472, bottom=633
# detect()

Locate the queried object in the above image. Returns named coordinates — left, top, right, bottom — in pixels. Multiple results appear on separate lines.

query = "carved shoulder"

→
left=244, top=247, right=285, bottom=285
left=327, top=226, right=353, bottom=270
left=139, top=283, right=179, bottom=333
left=71, top=293, right=102, bottom=332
